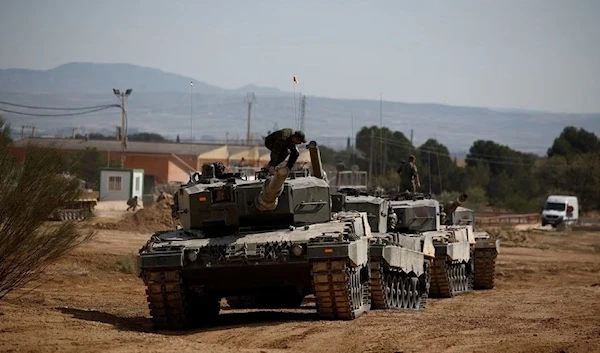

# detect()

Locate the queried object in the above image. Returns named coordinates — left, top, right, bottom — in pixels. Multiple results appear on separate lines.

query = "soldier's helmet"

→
left=408, top=154, right=416, bottom=161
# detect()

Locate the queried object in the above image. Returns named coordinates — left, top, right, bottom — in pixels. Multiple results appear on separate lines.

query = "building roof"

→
left=229, top=146, right=264, bottom=161
left=14, top=138, right=227, bottom=156
left=13, top=137, right=313, bottom=164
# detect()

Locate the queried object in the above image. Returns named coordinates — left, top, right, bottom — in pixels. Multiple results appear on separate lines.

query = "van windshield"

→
left=544, top=202, right=565, bottom=211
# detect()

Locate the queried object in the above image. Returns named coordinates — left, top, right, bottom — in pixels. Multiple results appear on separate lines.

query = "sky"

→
left=0, top=0, right=599, bottom=113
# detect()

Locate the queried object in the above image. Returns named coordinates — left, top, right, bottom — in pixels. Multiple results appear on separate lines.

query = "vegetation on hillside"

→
left=17, top=121, right=600, bottom=214
left=323, top=125, right=600, bottom=213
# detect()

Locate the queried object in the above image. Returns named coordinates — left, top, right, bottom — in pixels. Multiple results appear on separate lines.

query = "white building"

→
left=99, top=168, right=145, bottom=201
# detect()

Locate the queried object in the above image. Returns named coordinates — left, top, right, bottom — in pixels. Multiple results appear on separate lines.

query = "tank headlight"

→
left=291, top=243, right=303, bottom=256
left=187, top=250, right=198, bottom=262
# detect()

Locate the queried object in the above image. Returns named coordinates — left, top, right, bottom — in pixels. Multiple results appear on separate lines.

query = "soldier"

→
left=399, top=155, right=420, bottom=193
left=442, top=193, right=468, bottom=225
left=126, top=196, right=138, bottom=211
left=264, top=128, right=306, bottom=174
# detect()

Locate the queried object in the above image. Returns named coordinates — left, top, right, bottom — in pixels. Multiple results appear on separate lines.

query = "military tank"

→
left=49, top=177, right=98, bottom=221
left=442, top=195, right=500, bottom=290
left=384, top=192, right=475, bottom=299
left=334, top=188, right=434, bottom=310
left=137, top=141, right=372, bottom=330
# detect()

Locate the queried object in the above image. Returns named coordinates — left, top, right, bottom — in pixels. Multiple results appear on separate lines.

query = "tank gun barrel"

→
left=255, top=166, right=289, bottom=211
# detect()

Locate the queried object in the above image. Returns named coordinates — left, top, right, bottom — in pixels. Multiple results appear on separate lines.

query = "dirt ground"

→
left=1, top=226, right=600, bottom=353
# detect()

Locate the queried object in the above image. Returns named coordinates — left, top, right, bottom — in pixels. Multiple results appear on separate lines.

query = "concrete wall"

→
left=168, top=160, right=191, bottom=183
left=100, top=170, right=131, bottom=201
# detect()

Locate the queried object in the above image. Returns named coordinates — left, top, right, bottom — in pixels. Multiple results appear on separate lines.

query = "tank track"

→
left=473, top=248, right=498, bottom=289
left=310, top=259, right=370, bottom=320
left=429, top=255, right=473, bottom=298
left=58, top=209, right=86, bottom=221
left=143, top=270, right=220, bottom=330
left=370, top=258, right=430, bottom=310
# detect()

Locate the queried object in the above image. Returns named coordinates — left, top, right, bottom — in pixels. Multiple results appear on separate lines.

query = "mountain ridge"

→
left=0, top=62, right=598, bottom=155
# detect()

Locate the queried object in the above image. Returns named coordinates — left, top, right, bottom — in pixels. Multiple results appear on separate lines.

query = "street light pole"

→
left=113, top=88, right=133, bottom=169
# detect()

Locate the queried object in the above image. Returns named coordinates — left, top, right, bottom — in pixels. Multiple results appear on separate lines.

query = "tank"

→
left=137, top=141, right=371, bottom=330
left=386, top=192, right=475, bottom=298
left=334, top=188, right=434, bottom=310
left=445, top=199, right=500, bottom=290
left=49, top=177, right=98, bottom=221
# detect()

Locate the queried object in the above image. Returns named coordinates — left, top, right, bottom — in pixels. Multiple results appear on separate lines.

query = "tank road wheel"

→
left=143, top=270, right=220, bottom=330
left=311, top=260, right=371, bottom=320
left=369, top=259, right=429, bottom=311
left=473, top=248, right=498, bottom=290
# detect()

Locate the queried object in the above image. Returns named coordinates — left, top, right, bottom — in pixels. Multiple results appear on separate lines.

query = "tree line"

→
left=5, top=115, right=599, bottom=213
left=319, top=125, right=600, bottom=213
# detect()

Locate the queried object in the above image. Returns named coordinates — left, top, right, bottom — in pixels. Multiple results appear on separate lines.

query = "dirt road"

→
left=1, top=229, right=600, bottom=353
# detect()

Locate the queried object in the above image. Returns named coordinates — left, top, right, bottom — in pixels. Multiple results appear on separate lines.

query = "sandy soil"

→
left=1, top=228, right=600, bottom=353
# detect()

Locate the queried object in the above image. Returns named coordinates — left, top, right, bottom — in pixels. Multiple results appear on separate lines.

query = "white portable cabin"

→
left=541, top=195, right=579, bottom=227
left=99, top=168, right=145, bottom=201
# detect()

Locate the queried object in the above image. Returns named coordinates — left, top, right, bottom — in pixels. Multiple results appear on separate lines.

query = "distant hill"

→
left=0, top=62, right=598, bottom=155
left=0, top=62, right=286, bottom=96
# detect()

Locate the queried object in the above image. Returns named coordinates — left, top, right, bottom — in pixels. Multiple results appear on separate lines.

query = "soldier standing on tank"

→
left=264, top=128, right=306, bottom=174
left=399, top=155, right=421, bottom=193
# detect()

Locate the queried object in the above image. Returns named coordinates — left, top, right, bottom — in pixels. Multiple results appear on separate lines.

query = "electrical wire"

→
left=0, top=101, right=121, bottom=111
left=0, top=105, right=119, bottom=117
left=371, top=135, right=533, bottom=166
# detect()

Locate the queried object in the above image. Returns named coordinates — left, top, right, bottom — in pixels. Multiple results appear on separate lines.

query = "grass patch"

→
left=99, top=254, right=138, bottom=275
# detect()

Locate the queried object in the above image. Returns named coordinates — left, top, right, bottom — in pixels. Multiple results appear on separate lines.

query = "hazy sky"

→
left=1, top=0, right=599, bottom=113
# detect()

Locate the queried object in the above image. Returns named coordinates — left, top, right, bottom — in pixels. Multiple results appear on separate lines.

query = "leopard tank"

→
left=334, top=188, right=434, bottom=311
left=137, top=141, right=372, bottom=330
left=387, top=192, right=475, bottom=299
left=442, top=195, right=500, bottom=290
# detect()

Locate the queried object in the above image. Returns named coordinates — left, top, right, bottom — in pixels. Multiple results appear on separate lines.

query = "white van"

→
left=541, top=195, right=579, bottom=227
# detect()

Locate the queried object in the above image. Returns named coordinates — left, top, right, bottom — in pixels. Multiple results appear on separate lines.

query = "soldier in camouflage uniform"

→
left=399, top=155, right=421, bottom=193
left=264, top=128, right=306, bottom=174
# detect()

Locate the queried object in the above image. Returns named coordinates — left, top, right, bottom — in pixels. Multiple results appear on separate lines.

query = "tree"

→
left=128, top=132, right=168, bottom=142
left=0, top=116, right=13, bottom=148
left=355, top=126, right=413, bottom=178
left=0, top=129, right=94, bottom=300
left=69, top=147, right=106, bottom=189
left=176, top=134, right=181, bottom=143
left=416, top=139, right=456, bottom=195
left=547, top=126, right=600, bottom=158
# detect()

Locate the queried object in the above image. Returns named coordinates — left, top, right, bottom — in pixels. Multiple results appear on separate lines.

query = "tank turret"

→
left=171, top=142, right=331, bottom=235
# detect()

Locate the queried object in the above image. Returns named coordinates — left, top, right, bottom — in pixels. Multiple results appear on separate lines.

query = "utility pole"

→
left=21, top=125, right=35, bottom=138
left=369, top=129, right=375, bottom=187
left=71, top=127, right=77, bottom=139
left=379, top=94, right=383, bottom=175
left=245, top=92, right=255, bottom=145
left=428, top=150, right=432, bottom=194
left=190, top=81, right=194, bottom=156
left=351, top=112, right=355, bottom=166
left=113, top=88, right=133, bottom=169
left=300, top=95, right=306, bottom=132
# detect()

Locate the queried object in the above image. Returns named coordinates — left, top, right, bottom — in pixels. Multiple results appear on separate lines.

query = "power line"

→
left=374, top=135, right=534, bottom=163
left=0, top=101, right=120, bottom=111
left=374, top=136, right=533, bottom=166
left=0, top=106, right=119, bottom=117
